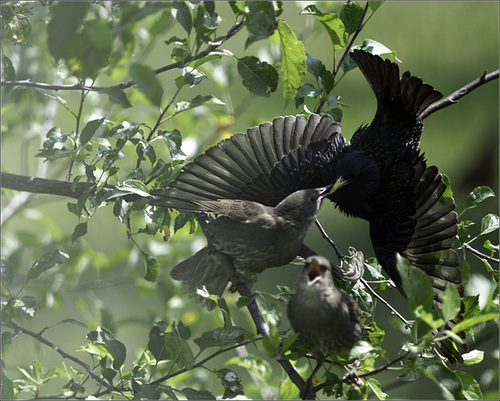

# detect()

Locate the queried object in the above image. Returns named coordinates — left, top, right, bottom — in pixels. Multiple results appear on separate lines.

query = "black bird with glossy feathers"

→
left=152, top=50, right=466, bottom=363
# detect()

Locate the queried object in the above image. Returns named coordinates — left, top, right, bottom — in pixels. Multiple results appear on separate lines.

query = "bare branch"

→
left=1, top=172, right=93, bottom=199
left=419, top=69, right=499, bottom=119
left=462, top=242, right=499, bottom=264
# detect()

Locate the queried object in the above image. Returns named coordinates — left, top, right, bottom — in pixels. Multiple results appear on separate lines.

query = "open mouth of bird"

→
left=307, top=261, right=321, bottom=284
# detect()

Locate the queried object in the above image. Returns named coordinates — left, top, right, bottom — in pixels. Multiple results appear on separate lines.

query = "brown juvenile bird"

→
left=288, top=255, right=363, bottom=356
left=171, top=186, right=333, bottom=310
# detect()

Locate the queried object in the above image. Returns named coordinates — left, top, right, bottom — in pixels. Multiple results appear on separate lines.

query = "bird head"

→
left=275, top=184, right=333, bottom=225
left=328, top=151, right=381, bottom=219
left=297, top=255, right=336, bottom=293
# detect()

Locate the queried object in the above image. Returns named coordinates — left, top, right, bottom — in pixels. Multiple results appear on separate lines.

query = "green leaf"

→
left=237, top=56, right=278, bottom=97
left=480, top=213, right=499, bottom=235
left=181, top=388, right=216, bottom=400
left=164, top=336, right=194, bottom=369
left=171, top=1, right=192, bottom=34
left=117, top=179, right=151, bottom=198
left=226, top=355, right=271, bottom=382
left=340, top=1, right=364, bottom=35
left=465, top=186, right=495, bottom=210
left=143, top=253, right=160, bottom=282
left=452, top=313, right=498, bottom=334
left=355, top=38, right=401, bottom=62
left=64, top=20, right=114, bottom=79
left=96, top=87, right=132, bottom=108
left=348, top=340, right=374, bottom=360
left=174, top=94, right=225, bottom=113
left=455, top=371, right=483, bottom=400
left=147, top=324, right=169, bottom=361
left=458, top=220, right=475, bottom=243
left=306, top=54, right=334, bottom=93
left=71, top=222, right=88, bottom=243
left=55, top=318, right=88, bottom=329
left=245, top=2, right=277, bottom=48
left=217, top=369, right=244, bottom=399
left=441, top=286, right=461, bottom=322
left=368, top=2, right=385, bottom=12
left=27, top=249, right=69, bottom=281
left=442, top=174, right=454, bottom=198
left=130, top=63, right=163, bottom=106
left=278, top=20, right=306, bottom=105
left=47, top=2, right=89, bottom=61
left=194, top=327, right=251, bottom=352
left=132, top=380, right=163, bottom=400
left=87, top=327, right=126, bottom=370
left=367, top=378, right=389, bottom=400
left=461, top=349, right=484, bottom=366
left=483, top=239, right=499, bottom=253
left=301, top=5, right=346, bottom=50
left=418, top=363, right=464, bottom=399
left=1, top=54, right=15, bottom=96
left=396, top=255, right=433, bottom=314
left=14, top=296, right=37, bottom=319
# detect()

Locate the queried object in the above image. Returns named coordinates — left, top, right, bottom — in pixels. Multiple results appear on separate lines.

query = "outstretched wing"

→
left=151, top=114, right=342, bottom=209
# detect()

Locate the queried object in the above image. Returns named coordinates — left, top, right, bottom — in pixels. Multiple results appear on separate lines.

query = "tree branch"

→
left=1, top=172, right=93, bottom=199
left=0, top=172, right=141, bottom=203
left=419, top=69, right=499, bottom=119
left=462, top=242, right=499, bottom=264
left=9, top=320, right=123, bottom=393
left=0, top=17, right=247, bottom=93
left=313, top=350, right=411, bottom=393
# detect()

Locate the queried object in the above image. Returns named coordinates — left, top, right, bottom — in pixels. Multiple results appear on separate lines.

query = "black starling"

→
left=169, top=186, right=333, bottom=310
left=287, top=255, right=363, bottom=356
left=152, top=50, right=466, bottom=363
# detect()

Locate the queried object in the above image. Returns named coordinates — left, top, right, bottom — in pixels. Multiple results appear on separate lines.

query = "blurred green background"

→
left=2, top=1, right=498, bottom=399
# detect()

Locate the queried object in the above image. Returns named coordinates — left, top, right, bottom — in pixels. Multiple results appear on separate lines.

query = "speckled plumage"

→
left=169, top=186, right=332, bottom=310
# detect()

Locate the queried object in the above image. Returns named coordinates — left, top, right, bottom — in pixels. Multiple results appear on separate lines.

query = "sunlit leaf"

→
left=278, top=20, right=306, bottom=105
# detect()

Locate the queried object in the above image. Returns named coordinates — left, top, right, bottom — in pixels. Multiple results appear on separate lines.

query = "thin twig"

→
left=315, top=219, right=345, bottom=259
left=462, top=242, right=499, bottom=264
left=151, top=336, right=263, bottom=385
left=0, top=17, right=247, bottom=93
left=9, top=320, right=123, bottom=393
left=419, top=69, right=499, bottom=119
left=360, top=278, right=411, bottom=327
left=313, top=350, right=411, bottom=392
left=315, top=4, right=370, bottom=114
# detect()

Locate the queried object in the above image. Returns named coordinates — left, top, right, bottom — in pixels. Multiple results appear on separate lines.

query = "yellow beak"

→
left=330, top=176, right=347, bottom=194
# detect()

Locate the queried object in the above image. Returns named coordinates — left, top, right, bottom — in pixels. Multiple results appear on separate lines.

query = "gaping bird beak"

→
left=329, top=176, right=348, bottom=194
left=318, top=184, right=334, bottom=197
left=306, top=258, right=322, bottom=284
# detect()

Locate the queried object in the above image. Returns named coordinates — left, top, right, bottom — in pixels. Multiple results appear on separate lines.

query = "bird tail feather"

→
left=170, top=247, right=229, bottom=311
left=350, top=50, right=443, bottom=118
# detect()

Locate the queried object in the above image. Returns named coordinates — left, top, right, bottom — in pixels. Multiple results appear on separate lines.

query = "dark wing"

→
left=369, top=152, right=466, bottom=364
left=268, top=134, right=348, bottom=197
left=151, top=114, right=342, bottom=209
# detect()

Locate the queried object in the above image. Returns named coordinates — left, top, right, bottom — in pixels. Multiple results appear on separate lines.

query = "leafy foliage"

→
left=1, top=1, right=498, bottom=400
